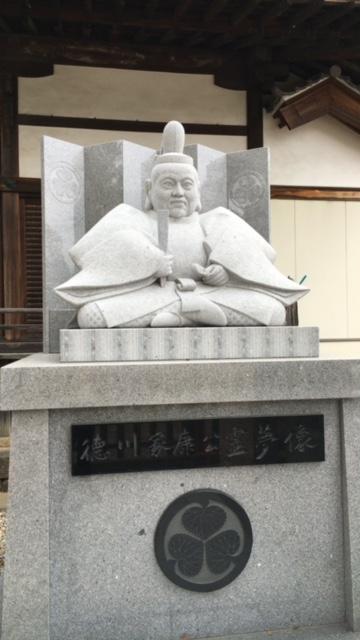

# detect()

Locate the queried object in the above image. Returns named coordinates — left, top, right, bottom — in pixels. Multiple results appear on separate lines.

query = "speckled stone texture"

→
left=49, top=400, right=342, bottom=640
left=59, top=326, right=319, bottom=362
left=84, top=139, right=154, bottom=233
left=1, top=357, right=360, bottom=640
left=42, top=136, right=155, bottom=353
left=2, top=354, right=360, bottom=411
left=43, top=135, right=271, bottom=351
left=341, top=398, right=360, bottom=631
left=227, top=147, right=270, bottom=240
left=185, top=144, right=228, bottom=217
left=42, top=136, right=85, bottom=353
left=1, top=410, right=49, bottom=640
left=202, top=623, right=354, bottom=640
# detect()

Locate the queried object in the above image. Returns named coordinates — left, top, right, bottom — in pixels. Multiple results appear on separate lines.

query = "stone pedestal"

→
left=1, top=355, right=360, bottom=640
left=60, top=326, right=319, bottom=362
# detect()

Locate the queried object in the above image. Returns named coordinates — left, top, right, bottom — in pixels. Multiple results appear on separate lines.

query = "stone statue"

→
left=56, top=121, right=308, bottom=328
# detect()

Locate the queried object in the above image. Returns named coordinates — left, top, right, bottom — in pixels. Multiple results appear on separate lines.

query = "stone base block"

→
left=60, top=326, right=319, bottom=362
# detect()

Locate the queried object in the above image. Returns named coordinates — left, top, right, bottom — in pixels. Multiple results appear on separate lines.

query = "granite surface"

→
left=1, top=354, right=360, bottom=411
left=203, top=623, right=356, bottom=640
left=42, top=136, right=85, bottom=353
left=84, top=139, right=154, bottom=232
left=341, top=398, right=360, bottom=631
left=59, top=326, right=319, bottom=362
left=2, top=369, right=360, bottom=638
left=227, top=147, right=270, bottom=240
left=185, top=144, right=227, bottom=216
left=1, top=410, right=50, bottom=640
left=53, top=122, right=306, bottom=330
left=46, top=400, right=342, bottom=640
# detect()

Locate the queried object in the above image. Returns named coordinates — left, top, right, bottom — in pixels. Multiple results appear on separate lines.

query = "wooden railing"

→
left=0, top=308, right=43, bottom=356
left=0, top=177, right=43, bottom=357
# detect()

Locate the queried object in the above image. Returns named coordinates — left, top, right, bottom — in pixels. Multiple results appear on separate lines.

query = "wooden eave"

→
left=1, top=0, right=360, bottom=99
left=273, top=76, right=360, bottom=133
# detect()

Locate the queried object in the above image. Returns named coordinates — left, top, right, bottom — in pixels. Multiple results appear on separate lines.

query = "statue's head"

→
left=145, top=121, right=201, bottom=218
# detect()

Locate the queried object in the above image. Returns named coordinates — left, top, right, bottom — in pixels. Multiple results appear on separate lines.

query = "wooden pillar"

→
left=0, top=74, right=23, bottom=338
left=0, top=74, right=19, bottom=175
left=246, top=87, right=264, bottom=149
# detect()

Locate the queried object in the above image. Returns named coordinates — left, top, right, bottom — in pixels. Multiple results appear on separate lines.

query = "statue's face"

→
left=148, top=165, right=200, bottom=218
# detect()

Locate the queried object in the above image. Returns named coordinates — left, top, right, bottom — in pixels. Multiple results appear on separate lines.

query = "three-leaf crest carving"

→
left=168, top=504, right=241, bottom=577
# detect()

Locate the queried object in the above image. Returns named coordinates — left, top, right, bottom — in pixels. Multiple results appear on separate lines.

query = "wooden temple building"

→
left=1, top=0, right=360, bottom=359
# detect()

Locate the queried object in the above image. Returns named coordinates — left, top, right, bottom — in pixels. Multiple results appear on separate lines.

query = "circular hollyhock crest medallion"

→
left=229, top=171, right=266, bottom=215
left=49, top=161, right=81, bottom=204
left=154, top=489, right=253, bottom=592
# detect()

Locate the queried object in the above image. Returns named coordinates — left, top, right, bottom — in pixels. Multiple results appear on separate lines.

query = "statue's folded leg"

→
left=76, top=283, right=286, bottom=329
left=77, top=283, right=229, bottom=328
left=203, top=286, right=286, bottom=326
left=77, top=283, right=180, bottom=328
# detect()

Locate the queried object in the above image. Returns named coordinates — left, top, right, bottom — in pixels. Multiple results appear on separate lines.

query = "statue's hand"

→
left=155, top=254, right=174, bottom=278
left=193, top=263, right=229, bottom=286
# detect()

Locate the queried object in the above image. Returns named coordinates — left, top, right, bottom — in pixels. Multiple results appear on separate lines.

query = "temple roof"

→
left=272, top=67, right=360, bottom=132
left=1, top=0, right=360, bottom=105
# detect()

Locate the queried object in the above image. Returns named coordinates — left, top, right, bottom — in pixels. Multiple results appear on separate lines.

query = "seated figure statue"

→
left=56, top=121, right=308, bottom=328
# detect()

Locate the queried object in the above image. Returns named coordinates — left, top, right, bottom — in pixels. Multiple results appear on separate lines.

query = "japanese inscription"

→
left=71, top=415, right=324, bottom=476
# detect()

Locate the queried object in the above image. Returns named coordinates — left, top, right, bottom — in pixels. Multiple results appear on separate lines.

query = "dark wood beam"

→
left=0, top=34, right=224, bottom=73
left=161, top=0, right=194, bottom=44
left=174, top=0, right=193, bottom=21
left=215, top=60, right=289, bottom=90
left=146, top=0, right=160, bottom=17
left=17, top=113, right=247, bottom=136
left=287, top=0, right=324, bottom=30
left=0, top=177, right=41, bottom=194
left=232, top=0, right=264, bottom=28
left=52, top=0, right=64, bottom=35
left=317, top=1, right=355, bottom=28
left=246, top=87, right=263, bottom=148
left=212, top=0, right=264, bottom=48
left=271, top=185, right=360, bottom=201
left=114, top=0, right=126, bottom=20
left=259, top=0, right=290, bottom=21
left=205, top=0, right=229, bottom=22
left=0, top=75, right=24, bottom=335
left=274, top=42, right=360, bottom=62
left=341, top=60, right=360, bottom=82
left=0, top=75, right=18, bottom=176
left=337, top=7, right=360, bottom=33
left=0, top=61, right=54, bottom=77
left=23, top=13, right=38, bottom=35
left=0, top=16, right=12, bottom=33
left=0, top=3, right=232, bottom=33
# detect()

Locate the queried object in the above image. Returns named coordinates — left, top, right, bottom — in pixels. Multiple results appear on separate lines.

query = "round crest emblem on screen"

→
left=154, top=489, right=253, bottom=592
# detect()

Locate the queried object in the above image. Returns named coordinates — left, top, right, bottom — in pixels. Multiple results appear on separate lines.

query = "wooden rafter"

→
left=1, top=0, right=360, bottom=97
left=16, top=114, right=247, bottom=136
left=0, top=33, right=224, bottom=74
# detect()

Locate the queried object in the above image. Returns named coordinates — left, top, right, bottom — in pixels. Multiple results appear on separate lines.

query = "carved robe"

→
left=56, top=204, right=308, bottom=327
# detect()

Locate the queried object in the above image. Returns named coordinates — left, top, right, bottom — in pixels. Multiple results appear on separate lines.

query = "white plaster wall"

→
left=19, top=65, right=247, bottom=177
left=265, top=113, right=360, bottom=188
left=19, top=66, right=246, bottom=123
left=19, top=66, right=360, bottom=187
